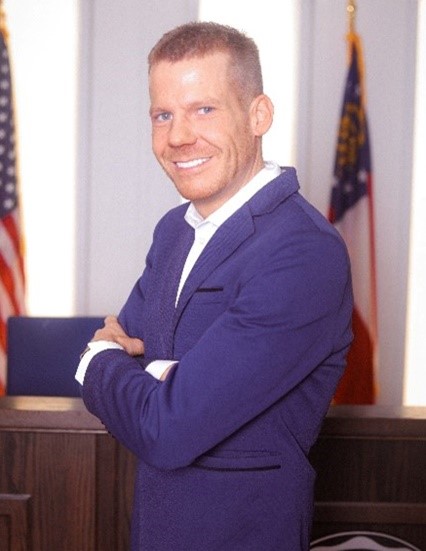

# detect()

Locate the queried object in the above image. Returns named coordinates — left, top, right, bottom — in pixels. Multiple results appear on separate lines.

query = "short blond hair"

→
left=148, top=22, right=263, bottom=105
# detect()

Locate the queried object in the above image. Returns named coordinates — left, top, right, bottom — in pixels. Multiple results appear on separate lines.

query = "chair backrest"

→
left=6, top=316, right=105, bottom=397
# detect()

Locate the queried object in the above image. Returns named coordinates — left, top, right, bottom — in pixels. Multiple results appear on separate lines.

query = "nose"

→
left=168, top=114, right=196, bottom=147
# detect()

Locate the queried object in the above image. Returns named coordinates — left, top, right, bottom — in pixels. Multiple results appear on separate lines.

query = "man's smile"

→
left=174, top=157, right=210, bottom=169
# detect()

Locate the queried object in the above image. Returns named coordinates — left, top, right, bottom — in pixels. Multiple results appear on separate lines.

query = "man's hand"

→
left=92, top=315, right=144, bottom=357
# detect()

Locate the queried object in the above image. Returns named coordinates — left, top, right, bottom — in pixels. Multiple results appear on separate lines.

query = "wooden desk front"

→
left=1, top=398, right=425, bottom=550
left=0, top=396, right=135, bottom=551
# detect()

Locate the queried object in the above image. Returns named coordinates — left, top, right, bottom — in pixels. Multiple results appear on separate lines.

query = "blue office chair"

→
left=6, top=316, right=105, bottom=397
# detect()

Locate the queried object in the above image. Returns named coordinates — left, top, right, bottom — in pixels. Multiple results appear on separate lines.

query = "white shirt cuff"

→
left=145, top=360, right=177, bottom=380
left=75, top=340, right=124, bottom=385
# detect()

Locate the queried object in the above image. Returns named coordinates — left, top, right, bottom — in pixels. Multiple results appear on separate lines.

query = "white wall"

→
left=405, top=0, right=426, bottom=405
left=4, top=0, right=79, bottom=315
left=76, top=0, right=198, bottom=315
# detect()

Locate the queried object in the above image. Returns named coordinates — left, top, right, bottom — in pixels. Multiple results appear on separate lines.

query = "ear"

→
left=250, top=94, right=274, bottom=137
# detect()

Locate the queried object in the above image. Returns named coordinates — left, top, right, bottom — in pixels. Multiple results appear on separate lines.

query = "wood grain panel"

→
left=0, top=494, right=31, bottom=551
left=310, top=406, right=426, bottom=549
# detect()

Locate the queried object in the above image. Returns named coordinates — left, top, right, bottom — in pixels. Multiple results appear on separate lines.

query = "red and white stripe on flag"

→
left=0, top=211, right=26, bottom=395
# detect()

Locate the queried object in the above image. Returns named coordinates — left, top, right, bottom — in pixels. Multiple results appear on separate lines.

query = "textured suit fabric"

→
left=82, top=168, right=353, bottom=550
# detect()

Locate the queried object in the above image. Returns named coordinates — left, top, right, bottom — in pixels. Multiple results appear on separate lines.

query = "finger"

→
left=116, top=336, right=144, bottom=356
left=92, top=326, right=115, bottom=341
left=104, top=315, right=118, bottom=326
left=92, top=316, right=122, bottom=342
left=103, top=315, right=125, bottom=336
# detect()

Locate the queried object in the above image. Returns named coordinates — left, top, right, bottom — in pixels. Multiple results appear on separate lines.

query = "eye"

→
left=152, top=112, right=172, bottom=123
left=197, top=106, right=214, bottom=115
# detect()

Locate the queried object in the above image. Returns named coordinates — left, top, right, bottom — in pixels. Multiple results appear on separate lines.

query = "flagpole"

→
left=347, top=0, right=357, bottom=34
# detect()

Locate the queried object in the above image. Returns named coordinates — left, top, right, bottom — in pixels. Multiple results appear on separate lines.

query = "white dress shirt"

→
left=75, top=162, right=281, bottom=384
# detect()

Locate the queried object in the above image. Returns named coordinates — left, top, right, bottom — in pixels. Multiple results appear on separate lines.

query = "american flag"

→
left=328, top=32, right=377, bottom=404
left=0, top=9, right=26, bottom=396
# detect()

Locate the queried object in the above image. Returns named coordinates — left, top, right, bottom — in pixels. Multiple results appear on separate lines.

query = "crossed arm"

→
left=80, top=229, right=352, bottom=470
left=90, top=315, right=174, bottom=381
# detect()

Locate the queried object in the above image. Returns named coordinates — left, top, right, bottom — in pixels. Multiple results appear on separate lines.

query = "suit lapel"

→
left=175, top=168, right=298, bottom=306
left=171, top=168, right=300, bottom=343
left=174, top=205, right=254, bottom=318
left=153, top=222, right=193, bottom=358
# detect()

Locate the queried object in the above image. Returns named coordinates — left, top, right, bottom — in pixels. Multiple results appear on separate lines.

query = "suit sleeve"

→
left=82, top=229, right=353, bottom=469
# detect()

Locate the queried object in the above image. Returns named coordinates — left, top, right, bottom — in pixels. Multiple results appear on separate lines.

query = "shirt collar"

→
left=184, top=161, right=282, bottom=230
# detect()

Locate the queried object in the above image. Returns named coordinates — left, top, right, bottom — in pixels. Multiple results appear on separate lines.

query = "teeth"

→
left=176, top=158, right=208, bottom=169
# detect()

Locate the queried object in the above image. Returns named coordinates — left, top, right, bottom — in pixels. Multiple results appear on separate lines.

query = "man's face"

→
left=149, top=52, right=267, bottom=218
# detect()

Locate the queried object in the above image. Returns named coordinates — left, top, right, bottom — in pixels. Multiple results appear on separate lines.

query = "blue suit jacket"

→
left=82, top=168, right=353, bottom=550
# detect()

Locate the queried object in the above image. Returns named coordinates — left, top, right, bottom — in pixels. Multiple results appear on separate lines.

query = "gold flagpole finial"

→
left=0, top=0, right=7, bottom=37
left=347, top=0, right=357, bottom=34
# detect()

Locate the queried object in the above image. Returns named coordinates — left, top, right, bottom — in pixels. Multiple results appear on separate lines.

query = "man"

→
left=76, top=22, right=353, bottom=550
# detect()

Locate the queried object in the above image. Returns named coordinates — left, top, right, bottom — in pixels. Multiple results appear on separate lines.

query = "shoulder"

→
left=153, top=202, right=189, bottom=239
left=252, top=174, right=347, bottom=254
